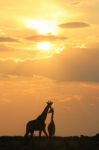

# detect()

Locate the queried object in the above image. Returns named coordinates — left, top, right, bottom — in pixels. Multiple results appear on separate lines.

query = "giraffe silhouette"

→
left=48, top=107, right=55, bottom=137
left=24, top=101, right=53, bottom=138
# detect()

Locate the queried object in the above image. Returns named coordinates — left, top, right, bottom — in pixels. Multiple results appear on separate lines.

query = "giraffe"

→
left=48, top=107, right=55, bottom=137
left=24, top=101, right=53, bottom=138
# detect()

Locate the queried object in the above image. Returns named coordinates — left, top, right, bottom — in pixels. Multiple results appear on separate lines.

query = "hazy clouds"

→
left=59, top=22, right=90, bottom=28
left=0, top=47, right=99, bottom=82
left=26, top=34, right=67, bottom=42
left=0, top=37, right=18, bottom=42
left=0, top=0, right=99, bottom=137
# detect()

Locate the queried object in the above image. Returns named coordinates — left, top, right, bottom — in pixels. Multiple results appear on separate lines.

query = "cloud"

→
left=59, top=22, right=90, bottom=28
left=67, top=0, right=80, bottom=5
left=0, top=37, right=18, bottom=42
left=0, top=47, right=99, bottom=82
left=0, top=44, right=17, bottom=52
left=33, top=48, right=99, bottom=82
left=26, top=34, right=67, bottom=42
left=86, top=42, right=99, bottom=49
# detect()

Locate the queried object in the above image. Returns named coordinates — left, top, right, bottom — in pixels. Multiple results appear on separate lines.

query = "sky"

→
left=0, top=0, right=99, bottom=136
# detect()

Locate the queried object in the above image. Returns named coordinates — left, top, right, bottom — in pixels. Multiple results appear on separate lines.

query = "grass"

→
left=0, top=135, right=99, bottom=150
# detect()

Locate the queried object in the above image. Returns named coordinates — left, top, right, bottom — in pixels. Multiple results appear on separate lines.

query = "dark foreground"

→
left=0, top=135, right=99, bottom=150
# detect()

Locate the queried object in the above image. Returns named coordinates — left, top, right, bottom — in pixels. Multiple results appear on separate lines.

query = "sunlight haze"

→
left=0, top=0, right=99, bottom=137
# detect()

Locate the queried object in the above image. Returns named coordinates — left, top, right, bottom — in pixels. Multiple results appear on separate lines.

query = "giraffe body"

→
left=25, top=101, right=53, bottom=137
left=48, top=107, right=55, bottom=137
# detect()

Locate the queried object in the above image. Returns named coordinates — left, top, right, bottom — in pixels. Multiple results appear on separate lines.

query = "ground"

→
left=0, top=135, right=99, bottom=150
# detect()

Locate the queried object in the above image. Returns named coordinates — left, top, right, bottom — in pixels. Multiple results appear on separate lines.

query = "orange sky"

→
left=0, top=0, right=99, bottom=136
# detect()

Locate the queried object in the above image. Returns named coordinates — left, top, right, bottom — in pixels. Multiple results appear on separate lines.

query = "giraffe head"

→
left=46, top=101, right=53, bottom=110
left=46, top=101, right=53, bottom=106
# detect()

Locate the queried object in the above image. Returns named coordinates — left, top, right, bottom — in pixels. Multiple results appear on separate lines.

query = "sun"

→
left=37, top=42, right=51, bottom=51
left=25, top=19, right=57, bottom=35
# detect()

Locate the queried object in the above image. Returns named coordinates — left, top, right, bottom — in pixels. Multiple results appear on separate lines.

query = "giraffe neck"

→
left=51, top=111, right=54, bottom=122
left=37, top=105, right=50, bottom=122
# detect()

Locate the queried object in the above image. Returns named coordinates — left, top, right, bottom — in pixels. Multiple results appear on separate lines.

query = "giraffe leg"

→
left=38, top=130, right=42, bottom=145
left=39, top=130, right=42, bottom=138
left=24, top=131, right=29, bottom=137
left=29, top=131, right=35, bottom=146
left=24, top=124, right=30, bottom=137
left=24, top=131, right=30, bottom=144
left=43, top=129, right=48, bottom=137
left=30, top=130, right=34, bottom=138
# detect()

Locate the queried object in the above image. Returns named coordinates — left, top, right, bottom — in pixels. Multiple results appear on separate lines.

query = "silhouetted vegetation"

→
left=0, top=134, right=99, bottom=150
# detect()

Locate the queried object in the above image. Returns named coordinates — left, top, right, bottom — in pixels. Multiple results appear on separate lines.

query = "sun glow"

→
left=26, top=19, right=57, bottom=35
left=37, top=42, right=51, bottom=51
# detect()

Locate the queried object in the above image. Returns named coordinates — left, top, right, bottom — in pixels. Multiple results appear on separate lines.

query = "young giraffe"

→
left=48, top=107, right=55, bottom=137
left=24, top=101, right=53, bottom=138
